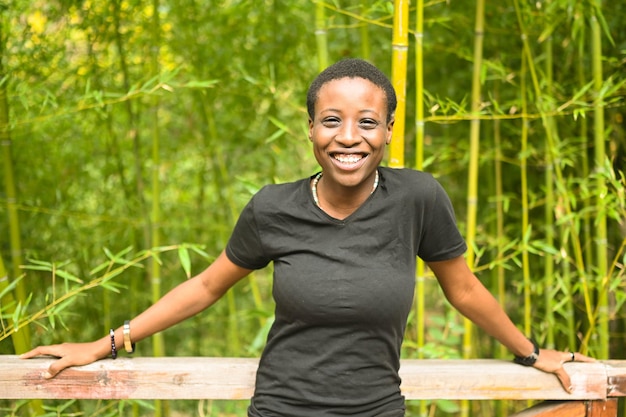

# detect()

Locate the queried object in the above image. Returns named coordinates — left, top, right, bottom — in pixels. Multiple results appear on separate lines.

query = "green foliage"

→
left=0, top=0, right=625, bottom=416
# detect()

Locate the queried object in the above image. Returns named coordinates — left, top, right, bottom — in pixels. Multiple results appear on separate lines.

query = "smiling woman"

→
left=307, top=76, right=393, bottom=219
left=21, top=58, right=594, bottom=417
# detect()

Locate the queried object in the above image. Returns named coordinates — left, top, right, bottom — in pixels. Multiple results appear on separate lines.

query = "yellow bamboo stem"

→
left=414, top=4, right=428, bottom=416
left=389, top=0, right=409, bottom=168
left=461, top=1, right=485, bottom=415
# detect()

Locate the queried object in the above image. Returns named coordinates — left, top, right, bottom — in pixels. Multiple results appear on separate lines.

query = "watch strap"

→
left=513, top=338, right=539, bottom=366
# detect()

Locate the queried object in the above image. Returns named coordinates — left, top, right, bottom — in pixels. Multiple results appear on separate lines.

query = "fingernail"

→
left=568, top=385, right=573, bottom=393
left=43, top=372, right=52, bottom=379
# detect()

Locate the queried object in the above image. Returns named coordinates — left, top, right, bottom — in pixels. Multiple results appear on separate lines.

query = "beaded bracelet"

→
left=123, top=320, right=135, bottom=354
left=109, top=329, right=118, bottom=359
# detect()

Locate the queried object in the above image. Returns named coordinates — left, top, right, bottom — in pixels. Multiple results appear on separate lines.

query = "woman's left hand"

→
left=533, top=349, right=596, bottom=393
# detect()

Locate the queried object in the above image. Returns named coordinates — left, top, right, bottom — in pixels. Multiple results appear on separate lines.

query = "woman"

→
left=22, top=58, right=593, bottom=417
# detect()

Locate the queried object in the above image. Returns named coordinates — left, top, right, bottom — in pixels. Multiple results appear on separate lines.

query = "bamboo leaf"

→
left=99, top=282, right=122, bottom=293
left=55, top=269, right=83, bottom=284
left=50, top=297, right=81, bottom=316
left=189, top=245, right=211, bottom=261
left=178, top=246, right=192, bottom=279
left=47, top=310, right=56, bottom=329
left=89, top=260, right=112, bottom=276
left=100, top=268, right=125, bottom=282
left=103, top=246, right=134, bottom=264
left=181, top=80, right=219, bottom=89
left=11, top=302, right=22, bottom=330
left=0, top=275, right=21, bottom=300
left=264, top=129, right=286, bottom=144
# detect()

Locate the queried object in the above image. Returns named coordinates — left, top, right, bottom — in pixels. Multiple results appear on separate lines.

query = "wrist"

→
left=513, top=338, right=539, bottom=366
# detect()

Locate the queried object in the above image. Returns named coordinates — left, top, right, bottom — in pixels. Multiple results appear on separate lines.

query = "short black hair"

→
left=306, top=58, right=397, bottom=124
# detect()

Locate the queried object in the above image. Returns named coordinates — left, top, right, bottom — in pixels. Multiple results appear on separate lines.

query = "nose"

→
left=335, top=121, right=362, bottom=147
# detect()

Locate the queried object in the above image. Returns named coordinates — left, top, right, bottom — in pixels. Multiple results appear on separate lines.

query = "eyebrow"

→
left=319, top=108, right=381, bottom=117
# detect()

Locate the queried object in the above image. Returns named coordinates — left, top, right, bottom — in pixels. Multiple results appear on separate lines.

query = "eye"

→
left=321, top=117, right=340, bottom=127
left=359, top=119, right=379, bottom=129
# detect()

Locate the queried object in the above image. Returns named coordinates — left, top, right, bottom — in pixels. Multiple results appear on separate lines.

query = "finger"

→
left=19, top=348, right=39, bottom=359
left=20, top=345, right=60, bottom=359
left=45, top=356, right=75, bottom=379
left=554, top=367, right=573, bottom=394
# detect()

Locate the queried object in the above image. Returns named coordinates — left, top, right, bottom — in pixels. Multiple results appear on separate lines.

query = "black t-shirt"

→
left=226, top=167, right=467, bottom=417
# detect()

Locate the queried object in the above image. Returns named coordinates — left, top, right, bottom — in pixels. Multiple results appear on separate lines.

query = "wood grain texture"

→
left=1, top=356, right=623, bottom=401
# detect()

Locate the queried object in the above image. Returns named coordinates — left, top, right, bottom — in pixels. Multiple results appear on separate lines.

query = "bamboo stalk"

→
left=111, top=0, right=151, bottom=368
left=492, top=81, right=510, bottom=417
left=149, top=1, right=166, bottom=416
left=543, top=21, right=556, bottom=350
left=359, top=2, right=370, bottom=60
left=389, top=0, right=409, bottom=168
left=315, top=1, right=329, bottom=72
left=218, top=141, right=242, bottom=355
left=414, top=0, right=424, bottom=172
left=576, top=13, right=593, bottom=277
left=590, top=1, right=609, bottom=359
left=492, top=84, right=506, bottom=357
left=461, top=1, right=486, bottom=415
left=520, top=53, right=531, bottom=337
left=414, top=0, right=424, bottom=346
left=414, top=2, right=427, bottom=415
left=573, top=15, right=595, bottom=360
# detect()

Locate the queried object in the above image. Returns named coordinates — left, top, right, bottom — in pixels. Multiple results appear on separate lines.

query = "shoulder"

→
left=253, top=177, right=309, bottom=200
left=246, top=177, right=311, bottom=213
left=379, top=166, right=435, bottom=181
left=378, top=167, right=440, bottom=194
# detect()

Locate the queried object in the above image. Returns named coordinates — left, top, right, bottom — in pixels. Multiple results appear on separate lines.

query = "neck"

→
left=311, top=170, right=379, bottom=218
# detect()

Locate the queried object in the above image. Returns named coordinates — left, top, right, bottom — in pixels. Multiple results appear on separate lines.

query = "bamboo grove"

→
left=1, top=1, right=625, bottom=416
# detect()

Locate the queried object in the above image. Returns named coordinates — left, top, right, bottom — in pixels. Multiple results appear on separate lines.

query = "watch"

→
left=513, top=338, right=539, bottom=366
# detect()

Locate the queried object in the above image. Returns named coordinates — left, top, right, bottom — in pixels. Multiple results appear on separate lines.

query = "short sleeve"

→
left=417, top=180, right=467, bottom=262
left=225, top=196, right=271, bottom=270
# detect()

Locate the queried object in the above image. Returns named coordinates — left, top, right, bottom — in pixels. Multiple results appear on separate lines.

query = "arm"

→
left=21, top=250, right=253, bottom=378
left=427, top=255, right=594, bottom=393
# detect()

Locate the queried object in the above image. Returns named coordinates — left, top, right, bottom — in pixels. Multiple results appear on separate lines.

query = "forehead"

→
left=315, top=77, right=387, bottom=108
left=318, top=76, right=384, bottom=94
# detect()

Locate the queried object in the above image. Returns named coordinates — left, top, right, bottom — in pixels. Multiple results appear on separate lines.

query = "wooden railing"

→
left=1, top=356, right=625, bottom=416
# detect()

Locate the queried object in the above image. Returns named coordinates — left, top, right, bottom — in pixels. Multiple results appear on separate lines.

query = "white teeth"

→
left=333, top=154, right=363, bottom=164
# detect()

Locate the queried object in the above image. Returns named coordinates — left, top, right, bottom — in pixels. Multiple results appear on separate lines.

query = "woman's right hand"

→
left=20, top=340, right=109, bottom=379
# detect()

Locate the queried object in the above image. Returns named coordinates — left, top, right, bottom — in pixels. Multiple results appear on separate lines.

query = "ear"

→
left=308, top=118, right=314, bottom=141
left=385, top=116, right=395, bottom=144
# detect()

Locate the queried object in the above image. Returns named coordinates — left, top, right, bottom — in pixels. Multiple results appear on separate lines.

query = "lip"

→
left=328, top=152, right=369, bottom=172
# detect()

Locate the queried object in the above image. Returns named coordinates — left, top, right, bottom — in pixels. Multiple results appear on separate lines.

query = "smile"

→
left=331, top=153, right=367, bottom=165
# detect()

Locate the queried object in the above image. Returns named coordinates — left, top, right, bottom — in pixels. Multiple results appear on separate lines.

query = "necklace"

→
left=311, top=170, right=379, bottom=207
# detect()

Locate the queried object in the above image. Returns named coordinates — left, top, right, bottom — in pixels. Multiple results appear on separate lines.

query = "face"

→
left=308, top=77, right=394, bottom=190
